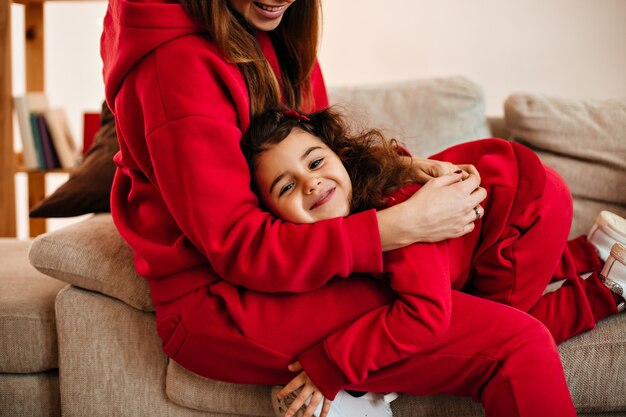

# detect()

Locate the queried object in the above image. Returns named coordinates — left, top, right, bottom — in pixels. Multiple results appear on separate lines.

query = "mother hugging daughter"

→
left=100, top=0, right=625, bottom=416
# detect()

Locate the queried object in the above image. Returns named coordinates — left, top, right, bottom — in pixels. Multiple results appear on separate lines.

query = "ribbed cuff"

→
left=298, top=341, right=349, bottom=400
left=344, top=209, right=383, bottom=274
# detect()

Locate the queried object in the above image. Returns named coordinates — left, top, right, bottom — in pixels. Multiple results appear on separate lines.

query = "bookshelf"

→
left=0, top=0, right=82, bottom=237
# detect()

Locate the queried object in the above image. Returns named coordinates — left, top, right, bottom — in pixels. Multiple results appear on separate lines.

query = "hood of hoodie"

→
left=101, top=0, right=203, bottom=112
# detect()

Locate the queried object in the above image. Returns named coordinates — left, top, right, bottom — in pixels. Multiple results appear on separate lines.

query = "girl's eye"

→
left=279, top=182, right=294, bottom=196
left=310, top=158, right=323, bottom=169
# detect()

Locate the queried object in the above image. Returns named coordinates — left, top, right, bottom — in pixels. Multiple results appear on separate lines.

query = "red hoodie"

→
left=101, top=0, right=384, bottom=304
left=100, top=0, right=457, bottom=396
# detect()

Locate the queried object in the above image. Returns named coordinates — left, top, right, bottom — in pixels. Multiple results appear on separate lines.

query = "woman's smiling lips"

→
left=253, top=2, right=287, bottom=19
left=310, top=187, right=336, bottom=210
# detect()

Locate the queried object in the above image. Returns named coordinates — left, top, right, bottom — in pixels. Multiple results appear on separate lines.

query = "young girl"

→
left=241, top=107, right=626, bottom=417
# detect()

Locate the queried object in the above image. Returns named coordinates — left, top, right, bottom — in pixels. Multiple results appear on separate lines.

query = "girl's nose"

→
left=304, top=177, right=322, bottom=194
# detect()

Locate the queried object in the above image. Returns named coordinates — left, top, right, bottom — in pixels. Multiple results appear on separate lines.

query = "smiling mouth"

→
left=253, top=2, right=285, bottom=12
left=310, top=187, right=336, bottom=210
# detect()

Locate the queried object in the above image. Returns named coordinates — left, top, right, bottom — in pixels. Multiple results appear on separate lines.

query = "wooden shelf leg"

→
left=0, top=0, right=17, bottom=237
left=25, top=1, right=46, bottom=237
left=27, top=171, right=46, bottom=237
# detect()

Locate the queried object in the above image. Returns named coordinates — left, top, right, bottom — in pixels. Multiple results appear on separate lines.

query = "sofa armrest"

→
left=29, top=214, right=154, bottom=312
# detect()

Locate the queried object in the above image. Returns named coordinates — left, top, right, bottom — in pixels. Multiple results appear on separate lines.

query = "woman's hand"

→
left=276, top=362, right=332, bottom=417
left=410, top=157, right=480, bottom=184
left=377, top=172, right=486, bottom=251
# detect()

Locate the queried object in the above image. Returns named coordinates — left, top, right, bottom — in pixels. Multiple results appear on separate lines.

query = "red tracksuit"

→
left=101, top=1, right=616, bottom=415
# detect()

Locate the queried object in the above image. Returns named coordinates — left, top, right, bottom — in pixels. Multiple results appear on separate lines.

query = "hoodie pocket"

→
left=156, top=314, right=187, bottom=359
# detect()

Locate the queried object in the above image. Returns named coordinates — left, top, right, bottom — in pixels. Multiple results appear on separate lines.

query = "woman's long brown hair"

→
left=242, top=108, right=419, bottom=213
left=177, top=0, right=320, bottom=116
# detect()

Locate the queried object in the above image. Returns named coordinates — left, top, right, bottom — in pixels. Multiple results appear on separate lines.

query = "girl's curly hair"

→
left=241, top=107, right=418, bottom=213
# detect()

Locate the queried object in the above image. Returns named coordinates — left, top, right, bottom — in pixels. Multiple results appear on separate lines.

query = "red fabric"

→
left=82, top=112, right=101, bottom=155
left=159, top=287, right=576, bottom=417
left=101, top=0, right=383, bottom=305
left=428, top=140, right=617, bottom=344
left=155, top=139, right=607, bottom=415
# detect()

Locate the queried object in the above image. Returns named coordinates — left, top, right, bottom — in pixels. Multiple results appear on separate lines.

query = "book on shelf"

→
left=28, top=113, right=46, bottom=169
left=14, top=92, right=48, bottom=170
left=13, top=92, right=80, bottom=170
left=44, top=107, right=80, bottom=168
left=36, top=114, right=61, bottom=169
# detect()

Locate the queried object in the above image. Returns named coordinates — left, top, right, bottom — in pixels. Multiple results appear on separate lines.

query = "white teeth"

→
left=255, top=2, right=284, bottom=12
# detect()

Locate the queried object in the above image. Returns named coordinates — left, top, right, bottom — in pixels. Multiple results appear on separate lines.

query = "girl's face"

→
left=254, top=128, right=352, bottom=224
left=228, top=0, right=296, bottom=31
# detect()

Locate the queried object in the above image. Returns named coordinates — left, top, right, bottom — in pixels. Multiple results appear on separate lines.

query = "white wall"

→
left=319, top=0, right=626, bottom=114
left=10, top=0, right=626, bottom=238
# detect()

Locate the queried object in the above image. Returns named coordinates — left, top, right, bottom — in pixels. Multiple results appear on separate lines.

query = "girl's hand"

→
left=410, top=157, right=480, bottom=184
left=377, top=172, right=486, bottom=251
left=276, top=362, right=332, bottom=417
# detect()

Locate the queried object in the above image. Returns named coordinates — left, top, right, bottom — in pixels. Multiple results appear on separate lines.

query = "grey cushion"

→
left=559, top=312, right=626, bottom=413
left=29, top=215, right=154, bottom=312
left=0, top=239, right=65, bottom=373
left=55, top=285, right=240, bottom=417
left=166, top=361, right=274, bottom=417
left=328, top=76, right=491, bottom=158
left=0, top=371, right=60, bottom=417
left=505, top=94, right=626, bottom=237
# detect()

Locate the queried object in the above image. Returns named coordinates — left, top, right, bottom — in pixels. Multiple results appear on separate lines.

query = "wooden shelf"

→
left=15, top=165, right=74, bottom=174
left=0, top=0, right=89, bottom=237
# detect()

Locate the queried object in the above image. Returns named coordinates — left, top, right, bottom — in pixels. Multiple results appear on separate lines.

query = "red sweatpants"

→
left=155, top=139, right=613, bottom=416
left=429, top=139, right=618, bottom=344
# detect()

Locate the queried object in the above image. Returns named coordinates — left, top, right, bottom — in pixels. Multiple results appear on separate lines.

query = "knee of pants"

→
left=502, top=315, right=561, bottom=368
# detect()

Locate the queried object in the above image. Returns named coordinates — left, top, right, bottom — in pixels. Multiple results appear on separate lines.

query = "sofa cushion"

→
left=0, top=371, right=61, bottom=417
left=0, top=239, right=66, bottom=373
left=328, top=76, right=491, bottom=158
left=559, top=311, right=626, bottom=413
left=166, top=361, right=274, bottom=416
left=29, top=215, right=154, bottom=312
left=505, top=94, right=626, bottom=236
left=29, top=101, right=117, bottom=218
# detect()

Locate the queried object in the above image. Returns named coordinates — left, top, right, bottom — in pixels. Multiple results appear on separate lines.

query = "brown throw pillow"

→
left=29, top=101, right=119, bottom=218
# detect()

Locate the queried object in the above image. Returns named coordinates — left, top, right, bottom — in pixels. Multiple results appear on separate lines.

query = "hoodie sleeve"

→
left=144, top=115, right=382, bottom=293
left=118, top=34, right=385, bottom=294
left=296, top=242, right=452, bottom=399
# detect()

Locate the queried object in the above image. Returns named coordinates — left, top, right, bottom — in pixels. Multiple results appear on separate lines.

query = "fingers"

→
left=469, top=205, right=483, bottom=223
left=458, top=164, right=481, bottom=181
left=283, top=387, right=310, bottom=417
left=302, top=391, right=324, bottom=417
left=288, top=361, right=303, bottom=372
left=281, top=385, right=324, bottom=417
left=456, top=218, right=477, bottom=238
left=277, top=364, right=326, bottom=417
left=320, top=399, right=332, bottom=417
left=469, top=184, right=487, bottom=206
left=429, top=170, right=465, bottom=186
left=277, top=372, right=306, bottom=401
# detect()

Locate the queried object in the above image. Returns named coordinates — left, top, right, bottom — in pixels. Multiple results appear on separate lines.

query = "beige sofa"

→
left=2, top=77, right=625, bottom=416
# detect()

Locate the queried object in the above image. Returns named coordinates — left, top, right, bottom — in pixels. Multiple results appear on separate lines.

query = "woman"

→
left=100, top=1, right=616, bottom=416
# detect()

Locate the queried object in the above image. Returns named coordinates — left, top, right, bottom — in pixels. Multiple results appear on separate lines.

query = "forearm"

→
left=376, top=205, right=417, bottom=251
left=300, top=245, right=452, bottom=397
